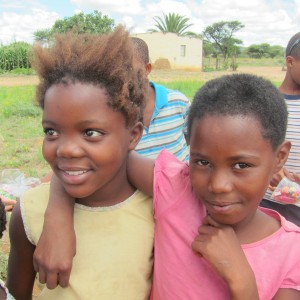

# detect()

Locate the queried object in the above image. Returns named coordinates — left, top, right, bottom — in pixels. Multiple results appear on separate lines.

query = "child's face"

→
left=189, top=114, right=287, bottom=228
left=42, top=82, right=142, bottom=206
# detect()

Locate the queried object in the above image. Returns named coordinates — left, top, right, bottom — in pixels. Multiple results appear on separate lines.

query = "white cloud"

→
left=70, top=0, right=143, bottom=15
left=0, top=8, right=59, bottom=44
left=0, top=0, right=299, bottom=47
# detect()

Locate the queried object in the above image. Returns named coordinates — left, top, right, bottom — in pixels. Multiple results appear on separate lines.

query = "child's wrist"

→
left=228, top=271, right=258, bottom=300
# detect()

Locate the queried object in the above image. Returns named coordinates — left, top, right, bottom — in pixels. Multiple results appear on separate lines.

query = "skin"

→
left=0, top=287, right=6, bottom=300
left=132, top=56, right=155, bottom=128
left=31, top=108, right=298, bottom=297
left=0, top=196, right=16, bottom=212
left=189, top=115, right=287, bottom=240
left=6, top=82, right=143, bottom=298
left=280, top=55, right=300, bottom=95
left=129, top=115, right=295, bottom=299
left=188, top=115, right=299, bottom=300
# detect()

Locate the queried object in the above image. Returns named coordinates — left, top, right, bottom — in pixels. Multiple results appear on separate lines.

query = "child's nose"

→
left=56, top=139, right=84, bottom=158
left=208, top=169, right=232, bottom=194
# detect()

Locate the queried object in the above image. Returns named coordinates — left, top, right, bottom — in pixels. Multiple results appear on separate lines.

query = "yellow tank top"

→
left=21, top=183, right=154, bottom=300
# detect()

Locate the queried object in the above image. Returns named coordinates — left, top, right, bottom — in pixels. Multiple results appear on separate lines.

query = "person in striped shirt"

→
left=260, top=32, right=300, bottom=226
left=131, top=37, right=190, bottom=162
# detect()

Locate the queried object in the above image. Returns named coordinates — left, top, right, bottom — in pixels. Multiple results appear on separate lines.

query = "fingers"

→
left=1, top=196, right=17, bottom=211
left=291, top=172, right=300, bottom=185
left=33, top=255, right=71, bottom=289
left=268, top=184, right=276, bottom=191
left=5, top=204, right=14, bottom=212
left=203, top=215, right=221, bottom=227
left=37, top=269, right=59, bottom=290
left=35, top=266, right=70, bottom=289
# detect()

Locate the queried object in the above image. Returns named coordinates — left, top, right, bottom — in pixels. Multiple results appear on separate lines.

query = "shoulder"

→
left=20, top=183, right=50, bottom=244
left=282, top=93, right=300, bottom=101
left=154, top=150, right=190, bottom=196
left=21, top=183, right=50, bottom=216
left=151, top=81, right=190, bottom=105
left=155, top=149, right=189, bottom=175
left=261, top=207, right=300, bottom=234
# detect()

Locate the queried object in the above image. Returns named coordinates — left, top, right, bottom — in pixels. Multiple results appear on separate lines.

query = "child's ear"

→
left=128, top=121, right=144, bottom=151
left=273, top=140, right=291, bottom=173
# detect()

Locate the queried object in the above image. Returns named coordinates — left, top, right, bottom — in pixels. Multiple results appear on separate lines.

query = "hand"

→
left=33, top=216, right=76, bottom=289
left=289, top=172, right=300, bottom=185
left=269, top=167, right=291, bottom=191
left=192, top=216, right=259, bottom=299
left=0, top=196, right=17, bottom=212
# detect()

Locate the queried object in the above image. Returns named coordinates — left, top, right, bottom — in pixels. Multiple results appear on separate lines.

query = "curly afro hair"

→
left=31, top=26, right=147, bottom=127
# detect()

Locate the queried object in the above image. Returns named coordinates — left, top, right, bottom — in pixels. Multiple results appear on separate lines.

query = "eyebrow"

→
left=190, top=152, right=260, bottom=161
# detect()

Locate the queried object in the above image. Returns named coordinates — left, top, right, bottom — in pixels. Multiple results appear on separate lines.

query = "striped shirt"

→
left=264, top=93, right=300, bottom=204
left=135, top=82, right=190, bottom=162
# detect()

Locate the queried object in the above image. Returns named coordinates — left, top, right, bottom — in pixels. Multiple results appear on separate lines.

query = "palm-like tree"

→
left=148, top=12, right=196, bottom=36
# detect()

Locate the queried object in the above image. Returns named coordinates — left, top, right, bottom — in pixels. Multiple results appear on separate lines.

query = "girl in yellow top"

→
left=6, top=27, right=154, bottom=300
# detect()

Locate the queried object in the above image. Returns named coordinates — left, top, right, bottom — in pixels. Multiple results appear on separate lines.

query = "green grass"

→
left=0, top=81, right=205, bottom=178
left=157, top=80, right=205, bottom=100
left=0, top=86, right=49, bottom=178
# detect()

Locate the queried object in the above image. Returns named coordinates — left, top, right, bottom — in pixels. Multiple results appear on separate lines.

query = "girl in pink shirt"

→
left=34, top=74, right=300, bottom=300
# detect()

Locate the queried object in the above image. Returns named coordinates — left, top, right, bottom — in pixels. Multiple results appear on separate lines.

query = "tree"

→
left=246, top=43, right=284, bottom=58
left=148, top=12, right=197, bottom=37
left=203, top=21, right=244, bottom=61
left=33, top=29, right=52, bottom=44
left=33, top=10, right=115, bottom=43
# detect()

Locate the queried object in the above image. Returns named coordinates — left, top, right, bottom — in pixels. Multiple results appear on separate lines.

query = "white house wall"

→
left=131, top=32, right=202, bottom=70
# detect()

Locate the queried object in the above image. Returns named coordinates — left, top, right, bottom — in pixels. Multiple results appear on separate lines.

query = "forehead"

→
left=190, top=114, right=272, bottom=153
left=43, top=82, right=125, bottom=124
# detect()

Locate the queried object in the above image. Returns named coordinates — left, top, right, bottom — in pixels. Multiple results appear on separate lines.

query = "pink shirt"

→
left=152, top=150, right=300, bottom=300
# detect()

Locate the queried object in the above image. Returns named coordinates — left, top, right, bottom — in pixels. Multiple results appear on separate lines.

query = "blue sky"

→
left=0, top=0, right=299, bottom=46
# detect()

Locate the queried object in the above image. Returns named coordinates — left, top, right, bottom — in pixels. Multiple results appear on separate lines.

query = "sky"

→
left=0, top=0, right=299, bottom=47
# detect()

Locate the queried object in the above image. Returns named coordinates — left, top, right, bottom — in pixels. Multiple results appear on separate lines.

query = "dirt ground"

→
left=0, top=66, right=286, bottom=87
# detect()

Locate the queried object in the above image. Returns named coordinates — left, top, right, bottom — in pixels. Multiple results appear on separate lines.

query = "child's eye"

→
left=197, top=159, right=210, bottom=166
left=234, top=163, right=250, bottom=169
left=84, top=129, right=103, bottom=137
left=43, top=128, right=58, bottom=136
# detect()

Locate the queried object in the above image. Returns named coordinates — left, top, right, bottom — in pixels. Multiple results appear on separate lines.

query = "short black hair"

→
left=188, top=73, right=288, bottom=150
left=286, top=32, right=300, bottom=57
left=0, top=199, right=6, bottom=239
left=131, top=37, right=150, bottom=64
left=31, top=26, right=147, bottom=127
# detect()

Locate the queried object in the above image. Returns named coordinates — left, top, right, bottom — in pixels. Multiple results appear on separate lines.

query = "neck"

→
left=143, top=84, right=156, bottom=128
left=279, top=73, right=300, bottom=95
left=233, top=209, right=280, bottom=244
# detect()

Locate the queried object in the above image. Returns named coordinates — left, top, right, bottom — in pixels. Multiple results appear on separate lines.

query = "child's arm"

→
left=6, top=201, right=36, bottom=299
left=192, top=215, right=259, bottom=300
left=127, top=151, right=154, bottom=196
left=33, top=174, right=76, bottom=289
left=33, top=151, right=153, bottom=290
left=290, top=172, right=300, bottom=185
left=272, top=288, right=300, bottom=299
left=0, top=196, right=17, bottom=212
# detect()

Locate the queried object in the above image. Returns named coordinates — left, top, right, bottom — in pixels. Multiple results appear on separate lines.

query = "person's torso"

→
left=135, top=83, right=189, bottom=161
left=21, top=183, right=154, bottom=300
left=152, top=150, right=300, bottom=300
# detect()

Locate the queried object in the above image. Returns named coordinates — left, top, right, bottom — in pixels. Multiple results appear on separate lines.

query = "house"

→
left=131, top=32, right=202, bottom=71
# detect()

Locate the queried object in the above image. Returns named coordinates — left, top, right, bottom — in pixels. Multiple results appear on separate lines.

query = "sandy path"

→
left=0, top=66, right=286, bottom=87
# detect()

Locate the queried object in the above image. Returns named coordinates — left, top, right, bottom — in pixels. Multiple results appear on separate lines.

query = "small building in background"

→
left=131, top=32, right=202, bottom=71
